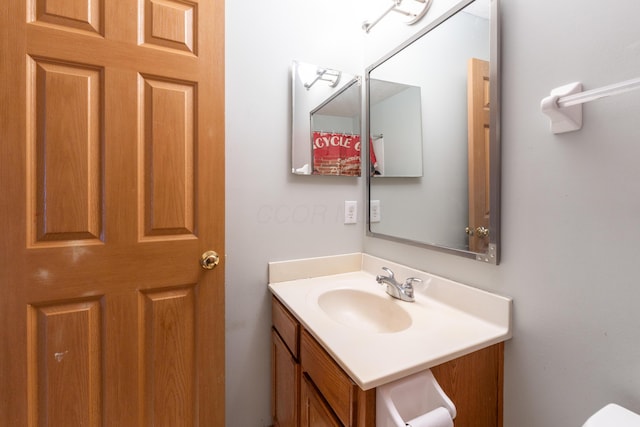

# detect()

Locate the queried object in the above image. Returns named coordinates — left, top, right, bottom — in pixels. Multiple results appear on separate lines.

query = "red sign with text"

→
left=312, top=132, right=361, bottom=176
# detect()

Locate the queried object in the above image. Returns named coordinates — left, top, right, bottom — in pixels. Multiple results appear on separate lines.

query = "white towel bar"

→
left=541, top=77, right=640, bottom=134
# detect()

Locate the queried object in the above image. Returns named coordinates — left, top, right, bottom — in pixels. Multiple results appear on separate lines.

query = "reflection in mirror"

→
left=291, top=61, right=362, bottom=176
left=369, top=79, right=423, bottom=177
left=366, top=0, right=500, bottom=263
left=311, top=78, right=362, bottom=176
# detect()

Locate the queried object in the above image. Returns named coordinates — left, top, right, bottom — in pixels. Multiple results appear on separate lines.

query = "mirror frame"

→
left=365, top=0, right=501, bottom=264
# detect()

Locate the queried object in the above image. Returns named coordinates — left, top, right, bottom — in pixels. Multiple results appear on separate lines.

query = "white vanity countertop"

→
left=268, top=253, right=512, bottom=390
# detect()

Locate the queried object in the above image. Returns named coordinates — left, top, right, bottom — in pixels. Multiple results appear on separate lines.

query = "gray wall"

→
left=226, top=0, right=640, bottom=426
left=225, top=1, right=364, bottom=425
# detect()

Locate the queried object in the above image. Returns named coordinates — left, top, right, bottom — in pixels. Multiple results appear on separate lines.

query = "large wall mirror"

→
left=291, top=61, right=362, bottom=176
left=366, top=0, right=501, bottom=263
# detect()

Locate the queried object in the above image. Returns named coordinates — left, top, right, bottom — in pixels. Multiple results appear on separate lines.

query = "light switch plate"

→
left=344, top=201, right=357, bottom=224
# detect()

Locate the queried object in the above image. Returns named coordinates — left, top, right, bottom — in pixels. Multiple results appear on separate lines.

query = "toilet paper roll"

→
left=405, top=407, right=453, bottom=427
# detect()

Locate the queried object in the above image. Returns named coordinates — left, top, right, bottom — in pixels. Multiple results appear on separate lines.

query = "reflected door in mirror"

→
left=467, top=58, right=490, bottom=253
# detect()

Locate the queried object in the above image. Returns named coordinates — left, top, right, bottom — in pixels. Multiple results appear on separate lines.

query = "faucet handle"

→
left=402, top=277, right=422, bottom=299
left=404, top=277, right=422, bottom=287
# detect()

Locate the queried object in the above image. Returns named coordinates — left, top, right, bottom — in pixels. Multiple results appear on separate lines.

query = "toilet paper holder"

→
left=376, top=369, right=456, bottom=427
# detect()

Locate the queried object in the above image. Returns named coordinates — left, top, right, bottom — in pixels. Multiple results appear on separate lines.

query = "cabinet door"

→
left=272, top=330, right=300, bottom=427
left=300, top=374, right=343, bottom=427
left=301, top=329, right=356, bottom=425
left=431, top=342, right=503, bottom=427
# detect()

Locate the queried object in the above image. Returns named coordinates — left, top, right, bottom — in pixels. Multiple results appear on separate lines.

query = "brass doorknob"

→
left=465, top=226, right=474, bottom=236
left=475, top=227, right=490, bottom=238
left=200, top=250, right=220, bottom=270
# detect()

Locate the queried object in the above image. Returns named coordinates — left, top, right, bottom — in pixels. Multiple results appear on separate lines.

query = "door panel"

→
left=140, top=286, right=197, bottom=426
left=32, top=0, right=103, bottom=34
left=140, top=75, right=196, bottom=237
left=28, top=57, right=104, bottom=243
left=143, top=0, right=197, bottom=53
left=1, top=0, right=225, bottom=425
left=27, top=299, right=103, bottom=426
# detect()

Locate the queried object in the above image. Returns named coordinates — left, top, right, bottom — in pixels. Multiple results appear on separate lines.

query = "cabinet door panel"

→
left=301, top=330, right=355, bottom=426
left=272, top=297, right=300, bottom=357
left=431, top=342, right=503, bottom=427
left=272, top=329, right=300, bottom=427
left=300, top=374, right=343, bottom=427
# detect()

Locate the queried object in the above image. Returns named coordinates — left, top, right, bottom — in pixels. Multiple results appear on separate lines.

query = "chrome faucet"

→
left=375, top=267, right=422, bottom=302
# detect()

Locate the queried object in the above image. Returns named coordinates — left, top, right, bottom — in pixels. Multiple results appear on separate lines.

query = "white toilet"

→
left=582, top=404, right=640, bottom=427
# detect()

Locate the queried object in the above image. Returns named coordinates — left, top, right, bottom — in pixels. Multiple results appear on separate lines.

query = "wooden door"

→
left=467, top=58, right=491, bottom=253
left=0, top=0, right=225, bottom=425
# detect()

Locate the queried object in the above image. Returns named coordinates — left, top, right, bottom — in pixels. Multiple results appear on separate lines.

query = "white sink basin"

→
left=317, top=289, right=412, bottom=333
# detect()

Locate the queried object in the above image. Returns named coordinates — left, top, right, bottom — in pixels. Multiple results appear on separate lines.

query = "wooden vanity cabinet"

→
left=271, top=296, right=504, bottom=427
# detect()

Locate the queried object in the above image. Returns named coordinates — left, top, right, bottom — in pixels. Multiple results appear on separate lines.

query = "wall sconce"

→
left=362, top=0, right=433, bottom=33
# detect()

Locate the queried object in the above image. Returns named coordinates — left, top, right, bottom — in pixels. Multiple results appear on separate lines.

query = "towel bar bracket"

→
left=541, top=82, right=583, bottom=134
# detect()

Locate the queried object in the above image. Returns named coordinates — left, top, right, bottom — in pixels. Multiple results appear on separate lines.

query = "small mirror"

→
left=367, top=0, right=500, bottom=263
left=291, top=61, right=362, bottom=176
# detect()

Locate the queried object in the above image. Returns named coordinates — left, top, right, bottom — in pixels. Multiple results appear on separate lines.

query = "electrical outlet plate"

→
left=344, top=201, right=357, bottom=224
left=370, top=200, right=381, bottom=222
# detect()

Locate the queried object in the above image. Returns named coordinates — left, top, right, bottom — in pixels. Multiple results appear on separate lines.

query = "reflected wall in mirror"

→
left=370, top=79, right=423, bottom=177
left=291, top=61, right=362, bottom=176
left=366, top=0, right=501, bottom=263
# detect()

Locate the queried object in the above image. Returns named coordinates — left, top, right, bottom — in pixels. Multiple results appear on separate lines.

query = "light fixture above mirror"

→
left=362, top=0, right=434, bottom=33
left=303, top=67, right=341, bottom=90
